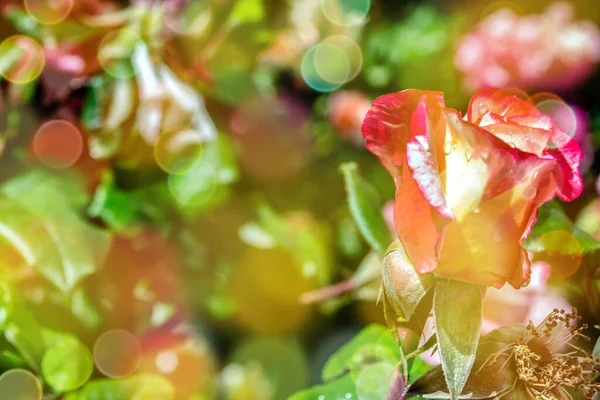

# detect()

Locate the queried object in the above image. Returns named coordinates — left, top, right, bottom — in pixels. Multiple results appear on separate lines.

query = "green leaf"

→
left=406, top=325, right=525, bottom=399
left=408, top=356, right=433, bottom=384
left=3, top=310, right=46, bottom=369
left=0, top=350, right=26, bottom=371
left=79, top=374, right=176, bottom=400
left=322, top=324, right=398, bottom=383
left=351, top=252, right=384, bottom=299
left=82, top=75, right=108, bottom=132
left=433, top=279, right=485, bottom=398
left=3, top=304, right=81, bottom=371
left=354, top=362, right=398, bottom=400
left=340, top=162, right=391, bottom=256
left=88, top=172, right=138, bottom=232
left=382, top=241, right=434, bottom=321
left=524, top=202, right=600, bottom=260
left=42, top=336, right=94, bottom=392
left=288, top=374, right=357, bottom=400
left=338, top=216, right=363, bottom=258
left=290, top=325, right=403, bottom=400
left=0, top=171, right=112, bottom=292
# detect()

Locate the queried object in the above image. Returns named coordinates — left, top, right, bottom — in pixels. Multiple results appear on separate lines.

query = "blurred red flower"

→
left=363, top=88, right=583, bottom=288
left=327, top=90, right=371, bottom=145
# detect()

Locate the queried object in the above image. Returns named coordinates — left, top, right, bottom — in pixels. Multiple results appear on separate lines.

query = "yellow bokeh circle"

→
left=24, top=0, right=74, bottom=25
left=154, top=129, right=204, bottom=175
left=0, top=36, right=45, bottom=84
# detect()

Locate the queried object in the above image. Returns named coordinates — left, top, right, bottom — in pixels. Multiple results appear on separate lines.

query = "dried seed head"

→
left=513, top=309, right=600, bottom=399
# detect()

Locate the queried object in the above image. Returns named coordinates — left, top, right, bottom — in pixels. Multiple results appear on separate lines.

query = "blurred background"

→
left=1, top=0, right=600, bottom=399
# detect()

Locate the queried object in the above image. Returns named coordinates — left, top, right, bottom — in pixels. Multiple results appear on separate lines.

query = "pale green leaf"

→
left=0, top=171, right=111, bottom=292
left=433, top=279, right=484, bottom=398
left=406, top=325, right=525, bottom=399
left=382, top=241, right=433, bottom=321
left=4, top=304, right=81, bottom=371
left=340, top=162, right=391, bottom=256
left=322, top=324, right=398, bottom=383
left=3, top=309, right=46, bottom=369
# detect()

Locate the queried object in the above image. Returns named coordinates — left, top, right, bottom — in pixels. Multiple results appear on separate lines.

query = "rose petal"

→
left=467, top=88, right=539, bottom=122
left=443, top=111, right=490, bottom=220
left=436, top=188, right=526, bottom=287
left=362, top=90, right=445, bottom=179
left=363, top=90, right=448, bottom=274
left=406, top=139, right=453, bottom=219
left=394, top=161, right=443, bottom=274
left=508, top=248, right=532, bottom=289
left=467, top=89, right=583, bottom=201
left=544, top=135, right=583, bottom=202
left=479, top=113, right=552, bottom=156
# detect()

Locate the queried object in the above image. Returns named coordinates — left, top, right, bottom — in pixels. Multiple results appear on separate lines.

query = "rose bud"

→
left=362, top=88, right=583, bottom=288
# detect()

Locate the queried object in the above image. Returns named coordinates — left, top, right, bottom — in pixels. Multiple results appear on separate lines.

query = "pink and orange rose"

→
left=363, top=88, right=583, bottom=288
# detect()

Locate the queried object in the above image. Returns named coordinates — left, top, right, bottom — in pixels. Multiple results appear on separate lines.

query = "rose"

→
left=362, top=88, right=583, bottom=288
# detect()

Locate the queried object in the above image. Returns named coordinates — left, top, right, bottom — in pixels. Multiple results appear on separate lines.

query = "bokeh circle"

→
left=0, top=369, right=42, bottom=400
left=532, top=92, right=577, bottom=145
left=33, top=120, right=83, bottom=169
left=24, top=0, right=74, bottom=25
left=320, top=0, right=370, bottom=27
left=0, top=36, right=45, bottom=84
left=154, top=129, right=204, bottom=175
left=93, top=329, right=142, bottom=378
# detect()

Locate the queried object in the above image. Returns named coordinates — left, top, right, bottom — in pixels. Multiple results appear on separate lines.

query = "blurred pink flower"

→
left=455, top=2, right=600, bottom=91
left=382, top=201, right=395, bottom=235
left=327, top=90, right=370, bottom=145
